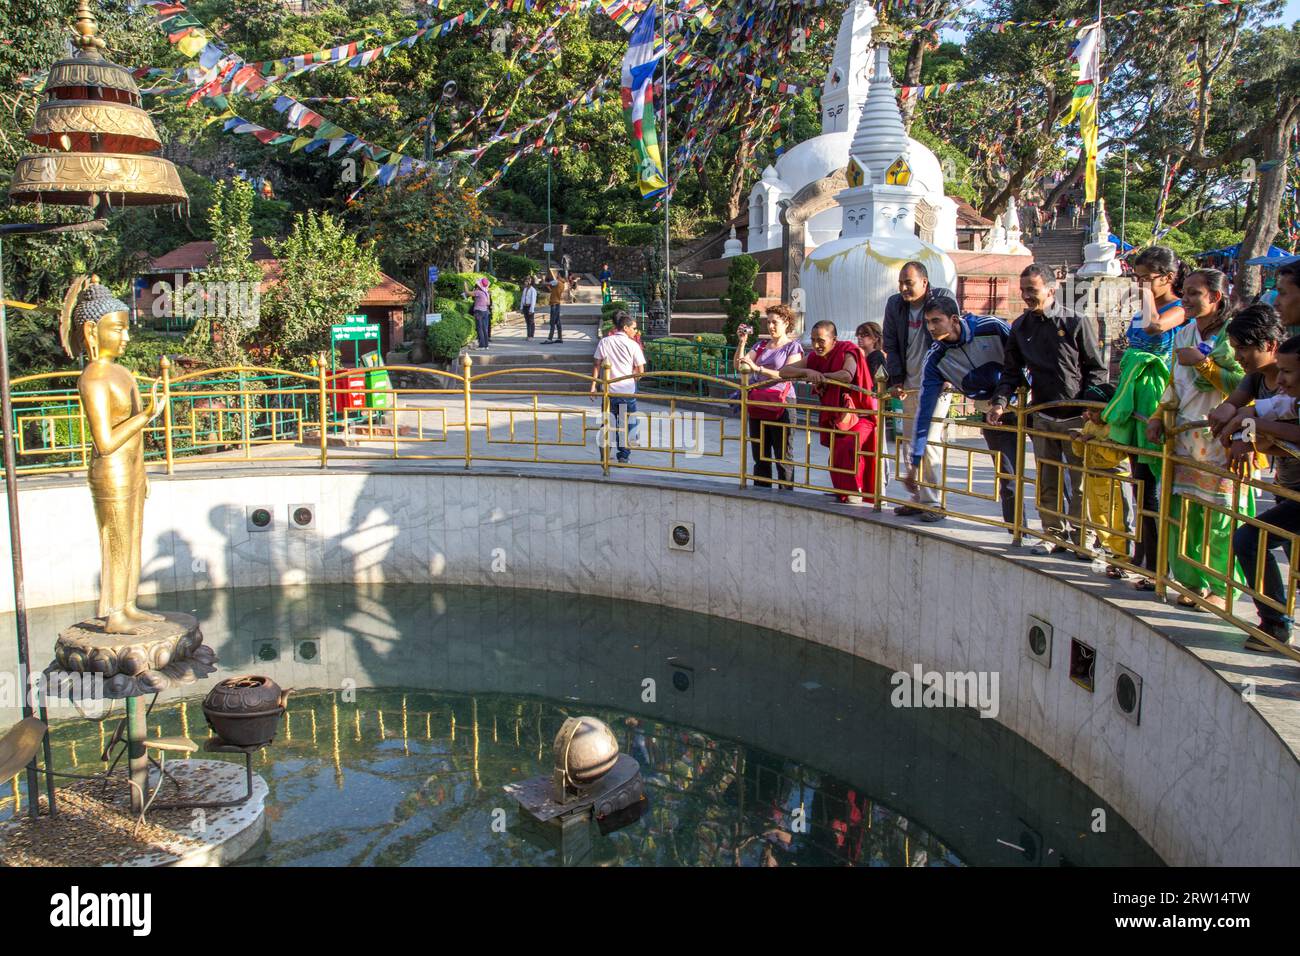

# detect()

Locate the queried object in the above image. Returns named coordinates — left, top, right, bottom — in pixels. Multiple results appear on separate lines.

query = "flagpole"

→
left=661, top=7, right=672, bottom=327
left=1094, top=0, right=1103, bottom=219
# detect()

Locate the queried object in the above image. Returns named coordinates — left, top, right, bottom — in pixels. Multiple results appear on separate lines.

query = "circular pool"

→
left=2, top=583, right=1160, bottom=866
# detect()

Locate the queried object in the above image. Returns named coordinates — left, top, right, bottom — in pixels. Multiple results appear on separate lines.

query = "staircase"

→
left=671, top=247, right=785, bottom=335
left=1026, top=226, right=1087, bottom=276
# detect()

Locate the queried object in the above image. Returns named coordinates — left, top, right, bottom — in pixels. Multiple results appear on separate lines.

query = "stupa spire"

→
left=820, top=0, right=878, bottom=138
left=849, top=18, right=909, bottom=186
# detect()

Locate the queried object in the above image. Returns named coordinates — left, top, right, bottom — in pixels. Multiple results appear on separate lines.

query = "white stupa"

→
left=984, top=196, right=1032, bottom=256
left=801, top=29, right=957, bottom=342
left=722, top=225, right=743, bottom=258
left=1078, top=199, right=1122, bottom=277
left=746, top=0, right=958, bottom=256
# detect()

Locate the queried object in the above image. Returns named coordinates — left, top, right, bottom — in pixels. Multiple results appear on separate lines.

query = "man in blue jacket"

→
left=905, top=295, right=1020, bottom=526
left=883, top=261, right=955, bottom=517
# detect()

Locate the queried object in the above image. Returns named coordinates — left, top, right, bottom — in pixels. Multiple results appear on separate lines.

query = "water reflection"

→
left=0, top=584, right=1161, bottom=866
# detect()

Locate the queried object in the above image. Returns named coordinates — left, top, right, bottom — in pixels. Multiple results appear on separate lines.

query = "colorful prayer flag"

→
left=620, top=3, right=667, bottom=200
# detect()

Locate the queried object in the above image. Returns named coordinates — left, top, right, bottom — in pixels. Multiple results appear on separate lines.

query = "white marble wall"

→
left=2, top=469, right=1297, bottom=866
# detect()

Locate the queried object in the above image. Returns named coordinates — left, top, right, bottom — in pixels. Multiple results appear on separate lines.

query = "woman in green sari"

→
left=1145, top=269, right=1254, bottom=609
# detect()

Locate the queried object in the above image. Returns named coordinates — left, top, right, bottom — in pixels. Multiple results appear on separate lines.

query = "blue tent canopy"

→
left=1245, top=252, right=1300, bottom=267
left=1198, top=243, right=1293, bottom=260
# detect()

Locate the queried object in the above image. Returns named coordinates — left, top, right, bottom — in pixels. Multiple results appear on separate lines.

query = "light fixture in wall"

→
left=1069, top=637, right=1096, bottom=693
left=247, top=506, right=275, bottom=532
left=1026, top=614, right=1053, bottom=668
left=668, top=521, right=694, bottom=552
left=295, top=639, right=322, bottom=664
left=289, top=503, right=316, bottom=530
left=667, top=657, right=695, bottom=697
left=1114, top=664, right=1142, bottom=725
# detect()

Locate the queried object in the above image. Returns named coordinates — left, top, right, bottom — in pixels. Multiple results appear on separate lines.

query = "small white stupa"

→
left=801, top=26, right=957, bottom=342
left=1078, top=199, right=1122, bottom=277
left=722, top=225, right=743, bottom=258
left=745, top=0, right=958, bottom=256
left=985, top=196, right=1032, bottom=256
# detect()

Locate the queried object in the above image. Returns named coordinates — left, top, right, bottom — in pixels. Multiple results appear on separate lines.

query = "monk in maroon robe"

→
left=781, top=320, right=878, bottom=502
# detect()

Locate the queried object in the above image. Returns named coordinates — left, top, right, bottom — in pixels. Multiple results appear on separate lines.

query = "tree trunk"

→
left=726, top=136, right=755, bottom=221
left=1236, top=116, right=1294, bottom=298
left=899, top=36, right=927, bottom=132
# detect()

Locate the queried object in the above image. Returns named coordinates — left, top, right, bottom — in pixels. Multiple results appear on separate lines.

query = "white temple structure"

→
left=801, top=27, right=958, bottom=342
left=746, top=0, right=959, bottom=256
left=1078, top=199, right=1122, bottom=277
left=984, top=196, right=1032, bottom=256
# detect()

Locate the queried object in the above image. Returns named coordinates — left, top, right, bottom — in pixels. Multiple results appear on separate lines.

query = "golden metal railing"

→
left=4, top=358, right=1299, bottom=662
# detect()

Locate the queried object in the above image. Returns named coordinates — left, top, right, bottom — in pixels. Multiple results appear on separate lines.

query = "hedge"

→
left=493, top=252, right=542, bottom=283
left=427, top=312, right=474, bottom=363
left=611, top=223, right=659, bottom=246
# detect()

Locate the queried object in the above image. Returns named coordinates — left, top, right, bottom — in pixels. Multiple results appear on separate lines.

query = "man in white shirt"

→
left=520, top=277, right=538, bottom=339
left=590, top=312, right=646, bottom=463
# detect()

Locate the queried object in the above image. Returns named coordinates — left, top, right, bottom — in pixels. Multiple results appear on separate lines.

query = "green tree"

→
left=184, top=178, right=263, bottom=366
left=720, top=254, right=759, bottom=345
left=260, top=210, right=382, bottom=367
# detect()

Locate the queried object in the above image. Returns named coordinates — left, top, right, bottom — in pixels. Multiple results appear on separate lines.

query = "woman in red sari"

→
left=781, top=320, right=878, bottom=503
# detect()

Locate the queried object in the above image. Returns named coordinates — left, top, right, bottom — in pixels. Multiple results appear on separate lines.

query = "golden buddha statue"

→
left=64, top=278, right=165, bottom=634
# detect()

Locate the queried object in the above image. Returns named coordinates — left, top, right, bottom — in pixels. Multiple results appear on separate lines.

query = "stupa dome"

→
left=774, top=132, right=855, bottom=196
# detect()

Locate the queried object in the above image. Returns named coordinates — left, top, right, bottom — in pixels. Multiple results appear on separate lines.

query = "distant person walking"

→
left=590, top=311, right=646, bottom=463
left=520, top=276, right=538, bottom=340
left=599, top=262, right=614, bottom=301
left=544, top=271, right=568, bottom=344
left=466, top=277, right=492, bottom=351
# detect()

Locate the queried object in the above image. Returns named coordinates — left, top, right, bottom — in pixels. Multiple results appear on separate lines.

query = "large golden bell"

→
left=7, top=0, right=186, bottom=210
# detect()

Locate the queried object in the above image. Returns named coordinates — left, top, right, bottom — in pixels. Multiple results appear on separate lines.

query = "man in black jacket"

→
left=883, top=261, right=955, bottom=517
left=987, top=263, right=1108, bottom=556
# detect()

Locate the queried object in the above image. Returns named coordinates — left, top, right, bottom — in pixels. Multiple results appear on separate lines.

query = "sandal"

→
left=1132, top=579, right=1156, bottom=592
left=1105, top=565, right=1127, bottom=580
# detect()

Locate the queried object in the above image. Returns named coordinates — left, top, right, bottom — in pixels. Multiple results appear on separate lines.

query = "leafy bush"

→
left=427, top=312, right=474, bottom=363
left=493, top=252, right=542, bottom=283
left=489, top=285, right=514, bottom=321
left=118, top=333, right=188, bottom=376
left=720, top=254, right=760, bottom=344
left=612, top=223, right=659, bottom=246
left=601, top=299, right=631, bottom=320
left=432, top=296, right=468, bottom=320
left=434, top=271, right=490, bottom=297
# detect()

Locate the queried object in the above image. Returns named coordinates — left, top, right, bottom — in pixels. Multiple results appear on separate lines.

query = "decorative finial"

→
left=873, top=4, right=901, bottom=46
left=73, top=0, right=107, bottom=57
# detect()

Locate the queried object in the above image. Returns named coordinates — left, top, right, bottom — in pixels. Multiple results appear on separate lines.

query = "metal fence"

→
left=4, top=357, right=1298, bottom=663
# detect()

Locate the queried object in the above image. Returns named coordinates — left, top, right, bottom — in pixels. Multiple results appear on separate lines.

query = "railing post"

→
left=462, top=352, right=473, bottom=469
left=873, top=380, right=885, bottom=513
left=238, top=367, right=250, bottom=460
left=159, top=355, right=174, bottom=475
left=1011, top=387, right=1029, bottom=547
left=738, top=379, right=749, bottom=489
left=1154, top=406, right=1176, bottom=600
left=600, top=359, right=612, bottom=476
left=316, top=352, right=328, bottom=469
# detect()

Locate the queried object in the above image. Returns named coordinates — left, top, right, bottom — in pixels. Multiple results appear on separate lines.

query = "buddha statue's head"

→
left=66, top=277, right=131, bottom=361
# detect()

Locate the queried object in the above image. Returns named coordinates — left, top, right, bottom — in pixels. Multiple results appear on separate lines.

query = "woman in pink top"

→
left=736, top=305, right=804, bottom=489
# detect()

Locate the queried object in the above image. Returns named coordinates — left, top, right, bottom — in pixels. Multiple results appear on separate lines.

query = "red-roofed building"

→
left=136, top=240, right=415, bottom=356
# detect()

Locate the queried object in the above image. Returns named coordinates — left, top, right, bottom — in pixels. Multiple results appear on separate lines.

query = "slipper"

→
left=1132, top=579, right=1156, bottom=592
left=1105, top=565, right=1127, bottom=580
left=1176, top=593, right=1204, bottom=609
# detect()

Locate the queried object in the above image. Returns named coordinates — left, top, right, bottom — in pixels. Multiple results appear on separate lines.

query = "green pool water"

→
left=0, top=584, right=1161, bottom=866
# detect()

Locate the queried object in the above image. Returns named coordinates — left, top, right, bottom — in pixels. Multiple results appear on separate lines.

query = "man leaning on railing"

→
left=905, top=295, right=1016, bottom=529
left=986, top=263, right=1108, bottom=557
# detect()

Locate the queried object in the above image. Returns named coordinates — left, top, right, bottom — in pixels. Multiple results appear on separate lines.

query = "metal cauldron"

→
left=202, top=675, right=291, bottom=747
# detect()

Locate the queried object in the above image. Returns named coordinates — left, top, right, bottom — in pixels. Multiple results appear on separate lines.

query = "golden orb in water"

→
left=554, top=716, right=620, bottom=786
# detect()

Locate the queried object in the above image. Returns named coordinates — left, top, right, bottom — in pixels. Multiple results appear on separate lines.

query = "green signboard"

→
left=332, top=323, right=380, bottom=342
